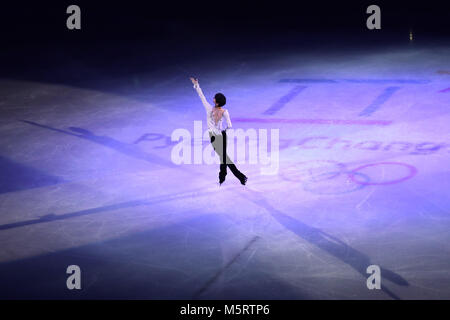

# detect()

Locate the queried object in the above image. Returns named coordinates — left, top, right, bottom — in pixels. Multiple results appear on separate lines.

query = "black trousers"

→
left=209, top=130, right=247, bottom=183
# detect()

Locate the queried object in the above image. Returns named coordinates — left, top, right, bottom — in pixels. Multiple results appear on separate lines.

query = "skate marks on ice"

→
left=192, top=236, right=260, bottom=299
left=0, top=182, right=250, bottom=231
left=0, top=214, right=241, bottom=299
left=236, top=188, right=409, bottom=300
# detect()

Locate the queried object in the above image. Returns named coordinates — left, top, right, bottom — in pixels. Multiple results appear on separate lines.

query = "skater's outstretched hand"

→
left=190, top=77, right=199, bottom=86
left=191, top=76, right=211, bottom=110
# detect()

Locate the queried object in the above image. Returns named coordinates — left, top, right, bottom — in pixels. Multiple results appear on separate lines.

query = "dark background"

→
left=0, top=1, right=449, bottom=87
left=1, top=1, right=449, bottom=43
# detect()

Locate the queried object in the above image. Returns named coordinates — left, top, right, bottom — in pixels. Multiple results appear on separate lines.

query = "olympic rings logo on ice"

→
left=280, top=160, right=417, bottom=195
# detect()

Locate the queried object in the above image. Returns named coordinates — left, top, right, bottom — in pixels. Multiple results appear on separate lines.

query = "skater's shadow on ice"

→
left=20, top=120, right=176, bottom=168
left=242, top=189, right=409, bottom=300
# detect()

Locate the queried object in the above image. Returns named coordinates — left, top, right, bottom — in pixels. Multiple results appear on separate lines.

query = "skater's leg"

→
left=219, top=164, right=227, bottom=184
left=221, top=130, right=247, bottom=185
left=210, top=132, right=228, bottom=184
left=210, top=132, right=226, bottom=163
left=228, top=163, right=248, bottom=185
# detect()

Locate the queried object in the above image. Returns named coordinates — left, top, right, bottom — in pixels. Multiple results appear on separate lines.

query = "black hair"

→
left=214, top=93, right=226, bottom=107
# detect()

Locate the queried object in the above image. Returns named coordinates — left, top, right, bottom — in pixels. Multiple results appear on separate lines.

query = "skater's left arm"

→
left=223, top=110, right=232, bottom=131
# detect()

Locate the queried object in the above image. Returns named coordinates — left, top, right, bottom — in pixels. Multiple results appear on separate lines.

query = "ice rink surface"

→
left=0, top=38, right=449, bottom=299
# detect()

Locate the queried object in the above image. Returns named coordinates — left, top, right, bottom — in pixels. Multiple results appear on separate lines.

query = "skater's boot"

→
left=228, top=164, right=247, bottom=185
left=219, top=164, right=227, bottom=185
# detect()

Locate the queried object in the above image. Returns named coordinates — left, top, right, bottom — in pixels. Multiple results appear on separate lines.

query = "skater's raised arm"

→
left=190, top=77, right=212, bottom=112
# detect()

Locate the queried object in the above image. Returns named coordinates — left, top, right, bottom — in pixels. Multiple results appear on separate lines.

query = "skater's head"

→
left=213, top=93, right=226, bottom=107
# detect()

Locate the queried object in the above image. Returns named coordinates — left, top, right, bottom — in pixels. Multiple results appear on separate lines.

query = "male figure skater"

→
left=190, top=77, right=247, bottom=186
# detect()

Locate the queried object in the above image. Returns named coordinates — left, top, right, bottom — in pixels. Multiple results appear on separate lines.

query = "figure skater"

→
left=190, top=77, right=247, bottom=186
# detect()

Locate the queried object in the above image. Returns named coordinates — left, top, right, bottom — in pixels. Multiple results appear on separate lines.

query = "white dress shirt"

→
left=193, top=83, right=232, bottom=135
